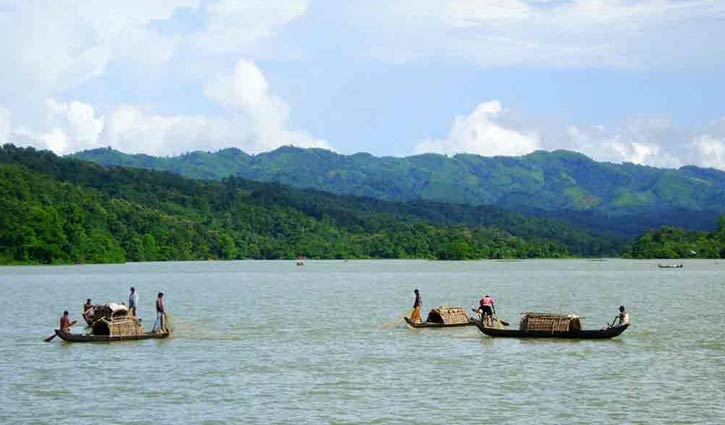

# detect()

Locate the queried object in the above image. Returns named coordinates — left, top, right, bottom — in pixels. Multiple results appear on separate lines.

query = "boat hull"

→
left=475, top=323, right=629, bottom=339
left=54, top=329, right=170, bottom=343
left=404, top=317, right=474, bottom=328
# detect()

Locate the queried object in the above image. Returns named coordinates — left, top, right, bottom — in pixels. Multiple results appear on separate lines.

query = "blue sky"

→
left=1, top=0, right=724, bottom=169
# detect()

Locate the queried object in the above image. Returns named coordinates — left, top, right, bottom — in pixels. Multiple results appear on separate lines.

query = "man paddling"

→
left=479, top=294, right=495, bottom=327
left=59, top=311, right=77, bottom=333
left=410, top=289, right=423, bottom=323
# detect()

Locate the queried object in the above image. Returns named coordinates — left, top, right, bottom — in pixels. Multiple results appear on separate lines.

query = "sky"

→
left=1, top=0, right=725, bottom=169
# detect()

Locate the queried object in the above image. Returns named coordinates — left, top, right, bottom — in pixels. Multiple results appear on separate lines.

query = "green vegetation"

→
left=73, top=146, right=725, bottom=236
left=625, top=218, right=725, bottom=259
left=1, top=144, right=628, bottom=264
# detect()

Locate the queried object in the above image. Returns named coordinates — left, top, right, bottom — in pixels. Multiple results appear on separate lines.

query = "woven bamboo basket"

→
left=519, top=312, right=582, bottom=332
left=425, top=306, right=470, bottom=325
left=92, top=317, right=144, bottom=337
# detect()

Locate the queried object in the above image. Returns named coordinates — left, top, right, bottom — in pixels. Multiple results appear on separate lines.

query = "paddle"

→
left=43, top=320, right=77, bottom=342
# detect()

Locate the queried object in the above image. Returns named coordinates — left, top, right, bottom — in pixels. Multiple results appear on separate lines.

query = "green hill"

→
left=1, top=144, right=628, bottom=264
left=625, top=219, right=725, bottom=259
left=72, top=146, right=725, bottom=236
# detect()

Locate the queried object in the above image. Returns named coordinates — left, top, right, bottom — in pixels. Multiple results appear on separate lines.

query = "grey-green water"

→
left=0, top=260, right=722, bottom=424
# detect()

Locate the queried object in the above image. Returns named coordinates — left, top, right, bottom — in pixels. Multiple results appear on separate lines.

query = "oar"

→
left=43, top=320, right=77, bottom=342
left=491, top=305, right=509, bottom=326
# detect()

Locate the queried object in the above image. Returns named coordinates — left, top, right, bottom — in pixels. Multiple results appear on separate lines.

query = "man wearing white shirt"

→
left=129, top=287, right=139, bottom=316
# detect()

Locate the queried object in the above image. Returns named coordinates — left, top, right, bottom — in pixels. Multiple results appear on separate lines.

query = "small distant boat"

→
left=658, top=264, right=683, bottom=269
left=404, top=306, right=475, bottom=328
left=474, top=312, right=629, bottom=339
left=296, top=256, right=306, bottom=266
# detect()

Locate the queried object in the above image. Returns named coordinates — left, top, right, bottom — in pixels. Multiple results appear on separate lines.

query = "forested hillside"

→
left=625, top=220, right=725, bottom=259
left=73, top=146, right=725, bottom=236
left=1, top=144, right=628, bottom=264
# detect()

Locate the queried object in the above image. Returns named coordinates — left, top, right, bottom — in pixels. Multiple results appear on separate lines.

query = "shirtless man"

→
left=59, top=311, right=77, bottom=333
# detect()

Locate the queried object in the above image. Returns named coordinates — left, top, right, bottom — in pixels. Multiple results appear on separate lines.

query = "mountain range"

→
left=73, top=146, right=725, bottom=236
left=0, top=144, right=627, bottom=264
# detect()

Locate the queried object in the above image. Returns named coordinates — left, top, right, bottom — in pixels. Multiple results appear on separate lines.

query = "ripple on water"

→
left=0, top=259, right=723, bottom=424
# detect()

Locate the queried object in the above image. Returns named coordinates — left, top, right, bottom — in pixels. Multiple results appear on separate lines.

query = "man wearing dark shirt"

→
left=410, top=289, right=422, bottom=323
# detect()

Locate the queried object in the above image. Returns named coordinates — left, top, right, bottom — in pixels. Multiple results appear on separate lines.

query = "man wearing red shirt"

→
left=479, top=294, right=495, bottom=326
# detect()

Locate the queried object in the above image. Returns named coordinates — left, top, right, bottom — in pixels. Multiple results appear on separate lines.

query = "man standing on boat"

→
left=479, top=294, right=495, bottom=327
left=153, top=292, right=166, bottom=332
left=59, top=311, right=77, bottom=333
left=410, top=289, right=422, bottom=323
left=128, top=287, right=139, bottom=316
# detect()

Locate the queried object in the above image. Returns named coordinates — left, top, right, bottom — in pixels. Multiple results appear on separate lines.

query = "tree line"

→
left=1, top=144, right=722, bottom=264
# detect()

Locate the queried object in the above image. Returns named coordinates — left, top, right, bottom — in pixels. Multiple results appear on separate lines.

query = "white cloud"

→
left=417, top=102, right=725, bottom=170
left=691, top=135, right=725, bottom=170
left=39, top=129, right=70, bottom=154
left=4, top=59, right=327, bottom=156
left=46, top=100, right=105, bottom=148
left=565, top=125, right=673, bottom=167
left=0, top=1, right=325, bottom=156
left=203, top=59, right=328, bottom=153
left=194, top=0, right=307, bottom=54
left=415, top=100, right=540, bottom=156
left=347, top=0, right=725, bottom=68
left=0, top=107, right=10, bottom=142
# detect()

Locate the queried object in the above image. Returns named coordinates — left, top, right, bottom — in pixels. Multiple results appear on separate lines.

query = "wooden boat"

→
left=54, top=328, right=170, bottom=342
left=658, top=263, right=683, bottom=268
left=475, top=312, right=629, bottom=339
left=404, top=317, right=474, bottom=328
left=404, top=306, right=474, bottom=328
left=53, top=302, right=170, bottom=343
left=475, top=323, right=629, bottom=339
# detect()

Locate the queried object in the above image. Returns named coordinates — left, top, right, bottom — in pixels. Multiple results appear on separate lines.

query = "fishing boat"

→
left=54, top=328, right=169, bottom=342
left=474, top=312, right=629, bottom=339
left=405, top=306, right=474, bottom=328
left=53, top=302, right=170, bottom=343
left=658, top=263, right=683, bottom=268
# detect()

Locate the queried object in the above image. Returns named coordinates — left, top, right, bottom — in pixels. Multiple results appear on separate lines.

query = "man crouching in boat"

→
left=611, top=305, right=630, bottom=327
left=60, top=311, right=77, bottom=333
left=410, top=289, right=422, bottom=323
left=83, top=299, right=94, bottom=323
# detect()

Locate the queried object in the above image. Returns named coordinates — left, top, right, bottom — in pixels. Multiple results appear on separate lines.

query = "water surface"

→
left=0, top=260, right=722, bottom=424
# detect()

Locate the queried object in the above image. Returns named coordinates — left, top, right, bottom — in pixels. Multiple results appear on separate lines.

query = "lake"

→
left=0, top=260, right=722, bottom=424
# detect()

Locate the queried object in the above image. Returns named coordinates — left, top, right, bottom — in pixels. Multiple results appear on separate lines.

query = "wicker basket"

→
left=426, top=306, right=470, bottom=325
left=92, top=317, right=144, bottom=336
left=519, top=312, right=582, bottom=332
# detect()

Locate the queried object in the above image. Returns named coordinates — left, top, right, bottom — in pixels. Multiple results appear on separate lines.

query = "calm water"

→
left=0, top=260, right=722, bottom=424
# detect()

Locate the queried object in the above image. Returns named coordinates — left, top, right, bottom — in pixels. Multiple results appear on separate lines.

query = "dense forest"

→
left=74, top=146, right=725, bottom=236
left=3, top=145, right=723, bottom=264
left=1, top=144, right=627, bottom=264
left=625, top=220, right=725, bottom=259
